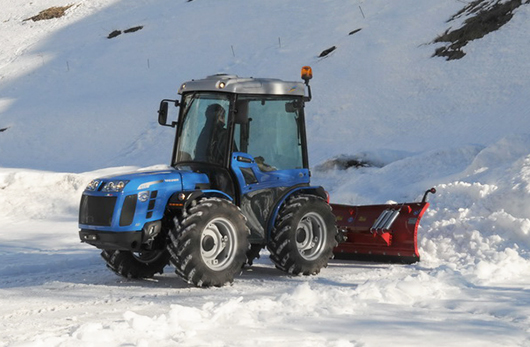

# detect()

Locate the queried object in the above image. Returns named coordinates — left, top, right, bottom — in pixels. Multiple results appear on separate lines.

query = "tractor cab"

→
left=158, top=69, right=320, bottom=243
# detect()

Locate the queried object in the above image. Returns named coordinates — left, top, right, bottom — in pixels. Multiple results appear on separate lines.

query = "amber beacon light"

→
left=301, top=66, right=313, bottom=84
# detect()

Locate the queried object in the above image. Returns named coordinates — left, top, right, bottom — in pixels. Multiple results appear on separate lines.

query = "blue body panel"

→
left=79, top=168, right=208, bottom=233
left=230, top=152, right=326, bottom=242
left=230, top=152, right=310, bottom=194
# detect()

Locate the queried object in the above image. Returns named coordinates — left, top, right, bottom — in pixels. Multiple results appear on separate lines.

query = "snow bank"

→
left=0, top=169, right=88, bottom=221
left=420, top=135, right=530, bottom=284
left=0, top=166, right=139, bottom=221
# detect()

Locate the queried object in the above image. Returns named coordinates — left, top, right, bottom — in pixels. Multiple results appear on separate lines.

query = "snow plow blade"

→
left=331, top=188, right=435, bottom=264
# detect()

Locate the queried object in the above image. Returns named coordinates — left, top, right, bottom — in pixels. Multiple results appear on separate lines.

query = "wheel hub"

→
left=202, top=235, right=215, bottom=252
left=296, top=228, right=307, bottom=243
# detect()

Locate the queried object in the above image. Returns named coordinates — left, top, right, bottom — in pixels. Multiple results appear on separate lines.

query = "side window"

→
left=236, top=97, right=303, bottom=171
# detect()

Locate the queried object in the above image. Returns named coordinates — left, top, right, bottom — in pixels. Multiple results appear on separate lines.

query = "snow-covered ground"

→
left=1, top=0, right=530, bottom=346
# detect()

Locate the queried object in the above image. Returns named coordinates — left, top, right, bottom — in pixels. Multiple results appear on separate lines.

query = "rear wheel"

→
left=268, top=195, right=337, bottom=275
left=101, top=249, right=170, bottom=279
left=167, top=198, right=250, bottom=287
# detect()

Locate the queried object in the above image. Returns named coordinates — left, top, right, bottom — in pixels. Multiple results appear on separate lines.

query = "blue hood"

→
left=99, top=169, right=184, bottom=193
left=94, top=168, right=211, bottom=194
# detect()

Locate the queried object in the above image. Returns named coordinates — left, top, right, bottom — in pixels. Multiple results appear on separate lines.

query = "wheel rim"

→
left=295, top=212, right=326, bottom=261
left=200, top=217, right=237, bottom=271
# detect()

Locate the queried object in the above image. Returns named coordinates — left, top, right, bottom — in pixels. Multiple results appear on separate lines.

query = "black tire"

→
left=167, top=198, right=250, bottom=287
left=268, top=195, right=338, bottom=275
left=101, top=249, right=170, bottom=279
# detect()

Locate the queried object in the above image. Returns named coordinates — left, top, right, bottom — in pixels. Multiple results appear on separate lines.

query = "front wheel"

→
left=167, top=198, right=250, bottom=287
left=268, top=195, right=338, bottom=275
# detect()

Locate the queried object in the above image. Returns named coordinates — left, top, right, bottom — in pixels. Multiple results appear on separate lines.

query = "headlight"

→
left=138, top=191, right=149, bottom=202
left=85, top=180, right=101, bottom=191
left=102, top=180, right=129, bottom=192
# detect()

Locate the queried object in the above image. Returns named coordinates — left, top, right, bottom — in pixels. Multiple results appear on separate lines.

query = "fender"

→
left=167, top=189, right=233, bottom=211
left=265, top=185, right=327, bottom=241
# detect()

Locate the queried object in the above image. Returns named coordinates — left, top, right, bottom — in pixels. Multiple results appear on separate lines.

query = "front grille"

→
left=119, top=194, right=137, bottom=226
left=79, top=195, right=117, bottom=226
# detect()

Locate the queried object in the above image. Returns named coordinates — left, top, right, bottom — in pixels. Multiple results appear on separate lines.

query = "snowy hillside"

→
left=1, top=0, right=530, bottom=171
left=1, top=0, right=530, bottom=346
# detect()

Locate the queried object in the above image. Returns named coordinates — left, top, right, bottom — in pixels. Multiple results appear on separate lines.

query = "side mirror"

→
left=158, top=99, right=179, bottom=127
left=158, top=101, right=169, bottom=125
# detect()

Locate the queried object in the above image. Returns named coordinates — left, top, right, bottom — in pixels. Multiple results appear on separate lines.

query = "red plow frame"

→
left=331, top=188, right=435, bottom=264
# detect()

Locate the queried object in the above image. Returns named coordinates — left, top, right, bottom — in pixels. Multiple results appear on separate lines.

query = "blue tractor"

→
left=79, top=67, right=340, bottom=287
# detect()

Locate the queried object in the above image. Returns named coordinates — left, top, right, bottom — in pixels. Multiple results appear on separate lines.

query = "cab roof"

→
left=178, top=74, right=306, bottom=97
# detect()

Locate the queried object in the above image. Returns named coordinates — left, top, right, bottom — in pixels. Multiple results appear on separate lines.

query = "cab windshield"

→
left=174, top=93, right=231, bottom=165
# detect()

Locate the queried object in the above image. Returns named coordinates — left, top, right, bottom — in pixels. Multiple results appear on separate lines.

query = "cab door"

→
left=229, top=96, right=310, bottom=242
